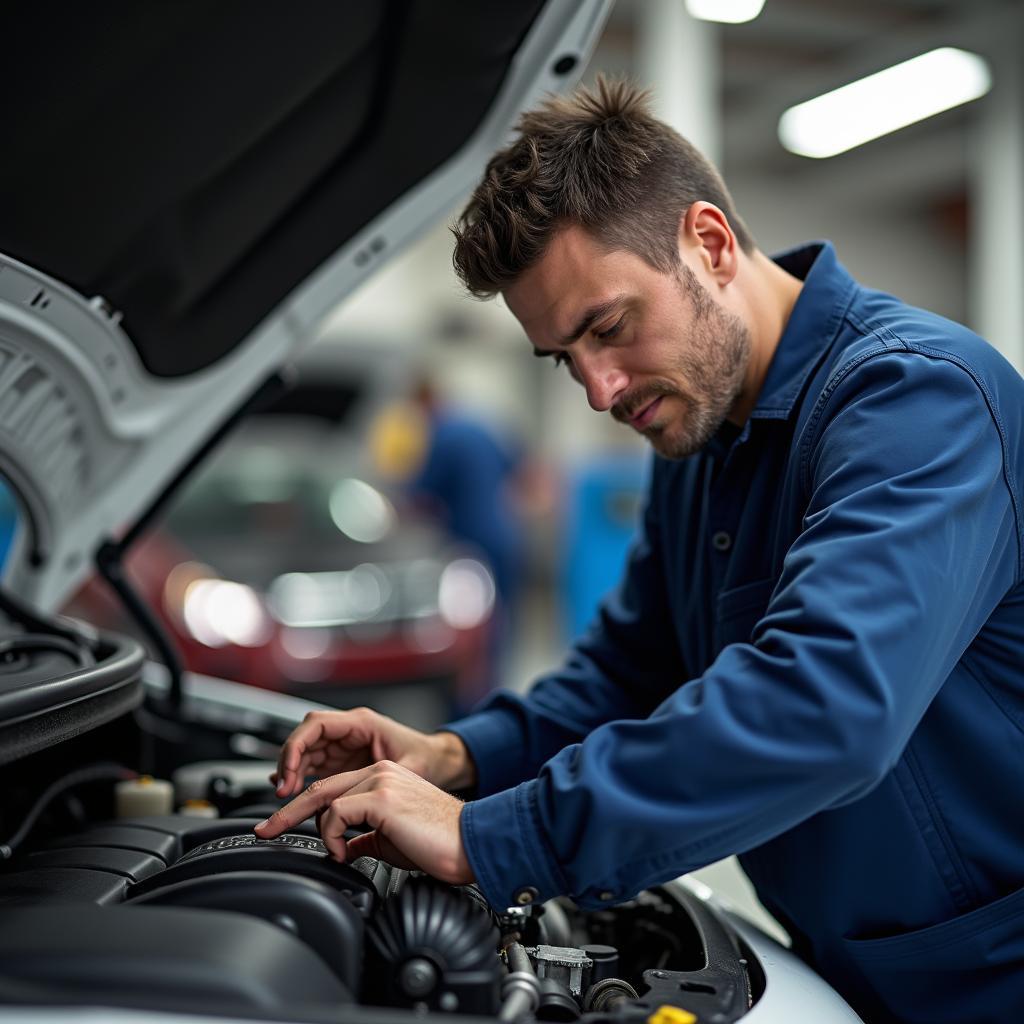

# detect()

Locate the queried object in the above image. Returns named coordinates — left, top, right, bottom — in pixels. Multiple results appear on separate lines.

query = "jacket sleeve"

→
left=459, top=351, right=1020, bottom=911
left=443, top=456, right=688, bottom=798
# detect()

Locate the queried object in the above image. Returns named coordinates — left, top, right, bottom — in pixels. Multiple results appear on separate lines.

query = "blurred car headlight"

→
left=279, top=626, right=332, bottom=660
left=268, top=564, right=393, bottom=627
left=329, top=478, right=396, bottom=543
left=438, top=559, right=495, bottom=630
left=182, top=578, right=273, bottom=648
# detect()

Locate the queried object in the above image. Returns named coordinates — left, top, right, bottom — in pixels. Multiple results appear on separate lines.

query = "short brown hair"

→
left=452, top=76, right=754, bottom=298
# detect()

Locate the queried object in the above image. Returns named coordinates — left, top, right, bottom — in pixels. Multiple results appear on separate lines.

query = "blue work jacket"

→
left=446, top=242, right=1024, bottom=1023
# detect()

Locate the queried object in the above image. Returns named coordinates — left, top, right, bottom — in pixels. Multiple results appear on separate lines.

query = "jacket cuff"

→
left=441, top=706, right=529, bottom=797
left=461, top=780, right=568, bottom=911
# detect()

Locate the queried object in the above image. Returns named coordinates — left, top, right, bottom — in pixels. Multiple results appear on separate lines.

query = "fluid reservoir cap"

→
left=115, top=776, right=174, bottom=817
left=178, top=799, right=219, bottom=819
left=647, top=1006, right=697, bottom=1024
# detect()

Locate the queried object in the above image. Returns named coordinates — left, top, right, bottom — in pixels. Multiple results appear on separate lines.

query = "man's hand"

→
left=270, top=707, right=476, bottom=798
left=255, top=760, right=475, bottom=884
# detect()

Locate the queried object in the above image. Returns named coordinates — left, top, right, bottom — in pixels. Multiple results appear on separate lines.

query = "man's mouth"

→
left=628, top=396, right=663, bottom=430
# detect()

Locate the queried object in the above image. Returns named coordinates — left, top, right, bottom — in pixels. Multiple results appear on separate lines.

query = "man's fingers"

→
left=318, top=792, right=383, bottom=862
left=276, top=735, right=310, bottom=796
left=347, top=829, right=419, bottom=870
left=276, top=711, right=377, bottom=796
left=255, top=765, right=377, bottom=839
left=257, top=763, right=472, bottom=885
left=277, top=714, right=337, bottom=792
left=269, top=768, right=301, bottom=793
left=319, top=810, right=349, bottom=861
left=256, top=778, right=337, bottom=837
left=278, top=733, right=330, bottom=795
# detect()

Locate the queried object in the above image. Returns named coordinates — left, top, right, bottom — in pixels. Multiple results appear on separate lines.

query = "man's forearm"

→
left=431, top=730, right=478, bottom=790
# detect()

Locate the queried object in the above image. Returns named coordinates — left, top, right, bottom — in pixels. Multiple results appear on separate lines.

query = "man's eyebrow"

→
left=560, top=294, right=627, bottom=344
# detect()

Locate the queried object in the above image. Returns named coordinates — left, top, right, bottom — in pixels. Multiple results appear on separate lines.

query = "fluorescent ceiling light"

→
left=686, top=0, right=766, bottom=24
left=779, top=47, right=992, bottom=159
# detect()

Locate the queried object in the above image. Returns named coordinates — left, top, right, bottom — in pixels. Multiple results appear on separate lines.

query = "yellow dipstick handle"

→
left=647, top=1006, right=697, bottom=1024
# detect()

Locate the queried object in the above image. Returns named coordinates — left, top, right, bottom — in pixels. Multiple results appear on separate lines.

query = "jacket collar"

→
left=750, top=240, right=858, bottom=420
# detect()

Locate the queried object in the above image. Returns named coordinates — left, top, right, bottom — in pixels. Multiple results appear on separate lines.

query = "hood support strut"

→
left=93, top=372, right=291, bottom=711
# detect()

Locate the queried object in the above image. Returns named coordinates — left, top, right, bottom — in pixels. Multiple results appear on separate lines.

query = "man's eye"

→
left=596, top=316, right=625, bottom=340
left=533, top=348, right=571, bottom=369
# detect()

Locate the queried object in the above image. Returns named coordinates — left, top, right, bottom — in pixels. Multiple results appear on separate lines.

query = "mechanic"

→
left=257, top=77, right=1024, bottom=1023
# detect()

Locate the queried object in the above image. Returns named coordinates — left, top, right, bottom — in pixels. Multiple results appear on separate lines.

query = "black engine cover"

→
left=0, top=904, right=352, bottom=1013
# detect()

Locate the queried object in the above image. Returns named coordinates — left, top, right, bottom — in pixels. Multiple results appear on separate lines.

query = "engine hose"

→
left=0, top=763, right=134, bottom=861
left=499, top=941, right=541, bottom=1021
left=537, top=899, right=572, bottom=948
left=582, top=977, right=640, bottom=1013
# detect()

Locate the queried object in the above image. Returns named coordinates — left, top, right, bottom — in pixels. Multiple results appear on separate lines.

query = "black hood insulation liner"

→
left=0, top=1, right=544, bottom=377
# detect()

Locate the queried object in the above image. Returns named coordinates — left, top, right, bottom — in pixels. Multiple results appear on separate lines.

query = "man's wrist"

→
left=432, top=730, right=477, bottom=790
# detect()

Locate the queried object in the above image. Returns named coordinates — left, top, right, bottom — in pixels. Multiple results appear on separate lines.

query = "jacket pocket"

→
left=841, top=881, right=1024, bottom=1024
left=714, top=576, right=776, bottom=650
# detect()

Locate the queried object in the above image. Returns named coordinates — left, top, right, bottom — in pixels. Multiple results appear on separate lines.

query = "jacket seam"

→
left=844, top=305, right=902, bottom=344
left=902, top=742, right=980, bottom=911
left=889, top=764, right=969, bottom=914
left=906, top=342, right=1024, bottom=584
left=462, top=801, right=501, bottom=905
left=797, top=335, right=902, bottom=494
left=798, top=338, right=1023, bottom=584
left=521, top=782, right=572, bottom=897
left=848, top=885, right=1024, bottom=960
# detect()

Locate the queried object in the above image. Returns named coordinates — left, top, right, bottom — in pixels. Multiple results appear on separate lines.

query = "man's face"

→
left=503, top=225, right=751, bottom=460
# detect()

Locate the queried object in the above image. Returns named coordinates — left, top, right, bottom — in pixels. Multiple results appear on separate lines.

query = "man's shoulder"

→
left=817, top=286, right=1021, bottom=418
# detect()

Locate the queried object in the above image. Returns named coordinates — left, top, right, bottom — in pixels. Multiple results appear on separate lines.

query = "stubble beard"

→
left=613, top=268, right=751, bottom=460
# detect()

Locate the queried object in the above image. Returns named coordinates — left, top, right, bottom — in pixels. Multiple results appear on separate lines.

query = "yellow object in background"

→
left=178, top=799, right=219, bottom=819
left=369, top=400, right=429, bottom=480
left=647, top=1006, right=697, bottom=1024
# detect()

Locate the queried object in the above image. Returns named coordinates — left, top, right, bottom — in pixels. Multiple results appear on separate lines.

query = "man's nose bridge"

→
left=582, top=350, right=626, bottom=411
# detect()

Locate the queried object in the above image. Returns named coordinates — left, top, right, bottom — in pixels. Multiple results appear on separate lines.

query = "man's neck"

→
left=727, top=250, right=805, bottom=425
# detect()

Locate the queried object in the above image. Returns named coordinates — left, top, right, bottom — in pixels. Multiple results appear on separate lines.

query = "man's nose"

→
left=578, top=354, right=628, bottom=412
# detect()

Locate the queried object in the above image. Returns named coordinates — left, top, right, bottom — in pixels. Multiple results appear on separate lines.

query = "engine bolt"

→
left=400, top=957, right=439, bottom=997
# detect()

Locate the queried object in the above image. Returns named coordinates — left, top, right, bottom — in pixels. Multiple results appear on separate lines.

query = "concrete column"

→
left=636, top=0, right=721, bottom=165
left=969, top=40, right=1024, bottom=372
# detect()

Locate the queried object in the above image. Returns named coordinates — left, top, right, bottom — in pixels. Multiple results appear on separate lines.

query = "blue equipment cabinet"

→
left=561, top=454, right=648, bottom=641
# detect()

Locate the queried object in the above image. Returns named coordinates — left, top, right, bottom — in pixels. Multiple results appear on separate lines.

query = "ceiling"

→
left=596, top=0, right=1023, bottom=215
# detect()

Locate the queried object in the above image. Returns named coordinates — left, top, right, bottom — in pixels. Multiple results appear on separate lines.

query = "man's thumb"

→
left=345, top=829, right=419, bottom=871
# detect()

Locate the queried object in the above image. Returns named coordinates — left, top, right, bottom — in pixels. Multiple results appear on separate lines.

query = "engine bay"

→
left=0, top=777, right=760, bottom=1024
left=0, top=607, right=761, bottom=1024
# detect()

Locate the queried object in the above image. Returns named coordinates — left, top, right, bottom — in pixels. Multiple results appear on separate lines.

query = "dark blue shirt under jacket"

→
left=444, top=242, right=1024, bottom=1024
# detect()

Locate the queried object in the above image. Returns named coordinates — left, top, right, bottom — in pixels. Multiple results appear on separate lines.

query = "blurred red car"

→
left=65, top=389, right=497, bottom=728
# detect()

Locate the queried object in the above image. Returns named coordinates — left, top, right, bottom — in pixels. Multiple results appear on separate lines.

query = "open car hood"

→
left=0, top=0, right=611, bottom=612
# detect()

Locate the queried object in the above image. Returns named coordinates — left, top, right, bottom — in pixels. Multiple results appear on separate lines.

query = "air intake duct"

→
left=365, top=877, right=502, bottom=1014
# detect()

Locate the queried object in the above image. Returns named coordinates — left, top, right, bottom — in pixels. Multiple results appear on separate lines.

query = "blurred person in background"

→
left=372, top=373, right=528, bottom=698
left=261, top=77, right=1024, bottom=1023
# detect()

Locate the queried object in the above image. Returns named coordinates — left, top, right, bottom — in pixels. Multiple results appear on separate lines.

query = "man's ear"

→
left=678, top=202, right=738, bottom=286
